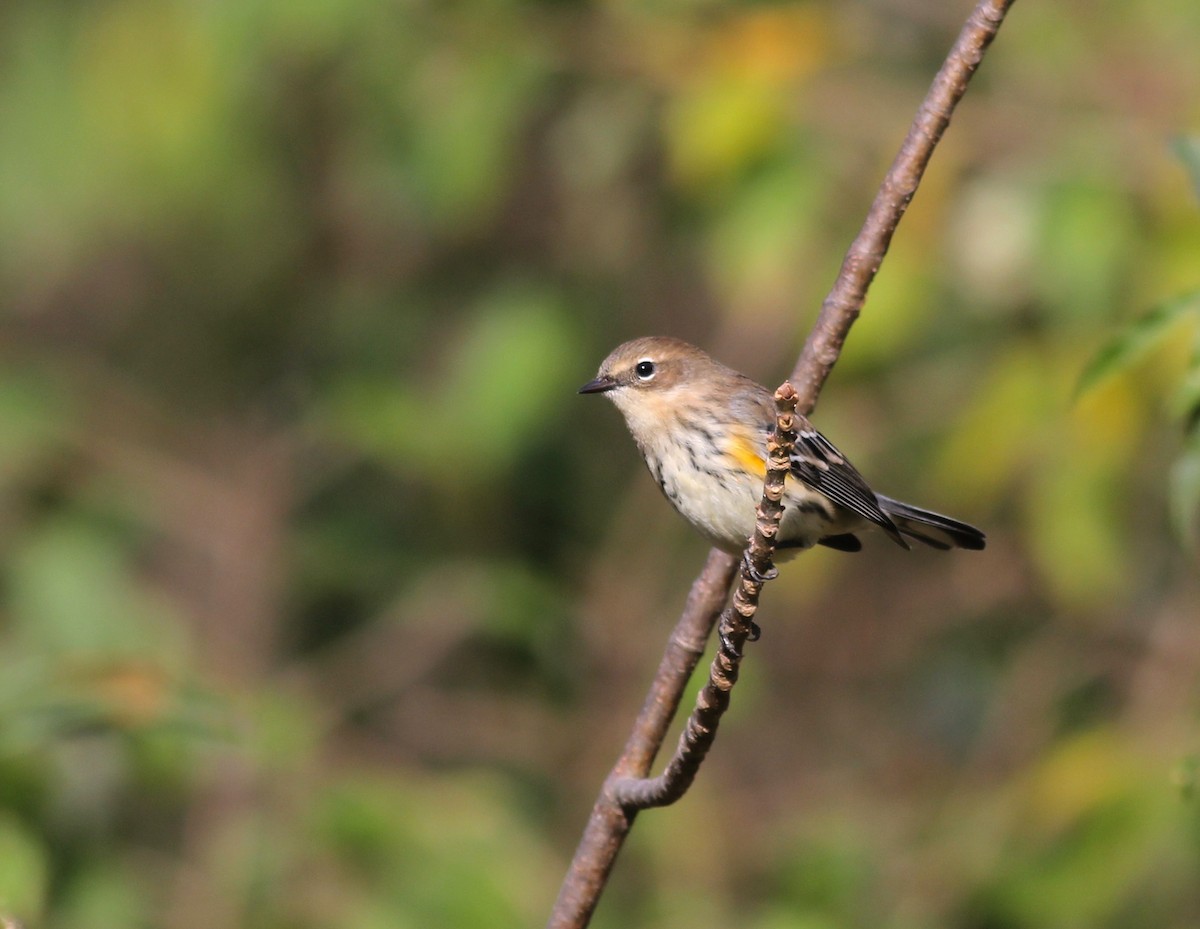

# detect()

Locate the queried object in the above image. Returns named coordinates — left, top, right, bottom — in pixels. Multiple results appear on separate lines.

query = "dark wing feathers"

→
left=790, top=428, right=909, bottom=549
left=788, top=428, right=987, bottom=552
left=876, top=495, right=987, bottom=550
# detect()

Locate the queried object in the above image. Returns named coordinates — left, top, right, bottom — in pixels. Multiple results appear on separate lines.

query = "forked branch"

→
left=609, top=384, right=800, bottom=809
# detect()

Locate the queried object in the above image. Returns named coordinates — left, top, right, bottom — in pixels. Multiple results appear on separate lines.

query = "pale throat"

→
left=609, top=388, right=688, bottom=460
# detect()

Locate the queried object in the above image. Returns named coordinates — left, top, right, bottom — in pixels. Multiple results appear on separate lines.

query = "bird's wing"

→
left=790, top=426, right=908, bottom=548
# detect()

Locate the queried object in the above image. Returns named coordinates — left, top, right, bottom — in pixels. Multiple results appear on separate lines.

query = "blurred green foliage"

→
left=1, top=0, right=1199, bottom=926
left=1078, top=288, right=1200, bottom=544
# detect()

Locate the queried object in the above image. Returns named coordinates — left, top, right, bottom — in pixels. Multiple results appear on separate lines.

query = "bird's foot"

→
left=718, top=627, right=742, bottom=659
left=742, top=552, right=778, bottom=584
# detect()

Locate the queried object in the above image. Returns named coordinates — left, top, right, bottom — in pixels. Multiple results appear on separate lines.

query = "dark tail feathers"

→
left=876, top=495, right=986, bottom=551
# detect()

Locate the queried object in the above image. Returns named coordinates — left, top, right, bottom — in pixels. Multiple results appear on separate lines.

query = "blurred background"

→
left=1, top=0, right=1199, bottom=926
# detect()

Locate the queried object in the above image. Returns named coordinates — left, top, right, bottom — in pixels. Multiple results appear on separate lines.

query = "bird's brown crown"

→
left=582, top=336, right=731, bottom=397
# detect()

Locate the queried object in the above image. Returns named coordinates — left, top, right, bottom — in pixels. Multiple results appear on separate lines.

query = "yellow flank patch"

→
left=727, top=434, right=767, bottom=477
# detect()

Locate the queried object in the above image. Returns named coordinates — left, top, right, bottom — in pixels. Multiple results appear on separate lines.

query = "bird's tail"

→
left=876, top=495, right=986, bottom=551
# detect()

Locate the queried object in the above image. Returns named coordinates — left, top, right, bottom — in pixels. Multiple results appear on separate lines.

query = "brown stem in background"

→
left=549, top=1, right=1018, bottom=927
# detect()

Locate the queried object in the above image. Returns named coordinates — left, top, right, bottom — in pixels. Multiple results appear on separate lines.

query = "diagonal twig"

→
left=548, top=549, right=738, bottom=927
left=549, top=2, right=1018, bottom=927
left=609, top=384, right=799, bottom=808
left=790, top=0, right=1016, bottom=412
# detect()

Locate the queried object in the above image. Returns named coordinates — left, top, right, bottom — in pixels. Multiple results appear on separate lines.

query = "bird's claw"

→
left=718, top=619, right=762, bottom=656
left=741, top=553, right=778, bottom=584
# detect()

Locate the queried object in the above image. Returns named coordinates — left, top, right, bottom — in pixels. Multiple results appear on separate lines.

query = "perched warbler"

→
left=580, top=337, right=985, bottom=558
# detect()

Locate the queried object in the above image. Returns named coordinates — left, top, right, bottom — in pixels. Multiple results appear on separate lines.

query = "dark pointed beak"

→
left=578, top=374, right=618, bottom=395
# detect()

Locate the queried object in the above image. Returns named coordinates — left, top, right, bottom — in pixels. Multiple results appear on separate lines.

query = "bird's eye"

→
left=635, top=360, right=656, bottom=380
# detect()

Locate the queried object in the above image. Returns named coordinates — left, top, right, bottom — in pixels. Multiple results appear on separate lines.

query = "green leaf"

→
left=1169, top=321, right=1200, bottom=428
left=53, top=863, right=146, bottom=929
left=1075, top=289, right=1200, bottom=398
left=1171, top=135, right=1200, bottom=202
left=1169, top=428, right=1200, bottom=548
left=436, top=284, right=579, bottom=469
left=1171, top=754, right=1200, bottom=801
left=0, top=815, right=47, bottom=923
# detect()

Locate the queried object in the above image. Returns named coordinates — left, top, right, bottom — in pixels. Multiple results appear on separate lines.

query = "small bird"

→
left=580, top=337, right=985, bottom=558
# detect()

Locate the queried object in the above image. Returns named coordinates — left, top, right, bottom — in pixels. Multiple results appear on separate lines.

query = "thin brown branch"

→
left=550, top=390, right=797, bottom=926
left=609, top=384, right=799, bottom=808
left=790, top=0, right=1017, bottom=413
left=549, top=2, right=1018, bottom=927
left=549, top=548, right=738, bottom=928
